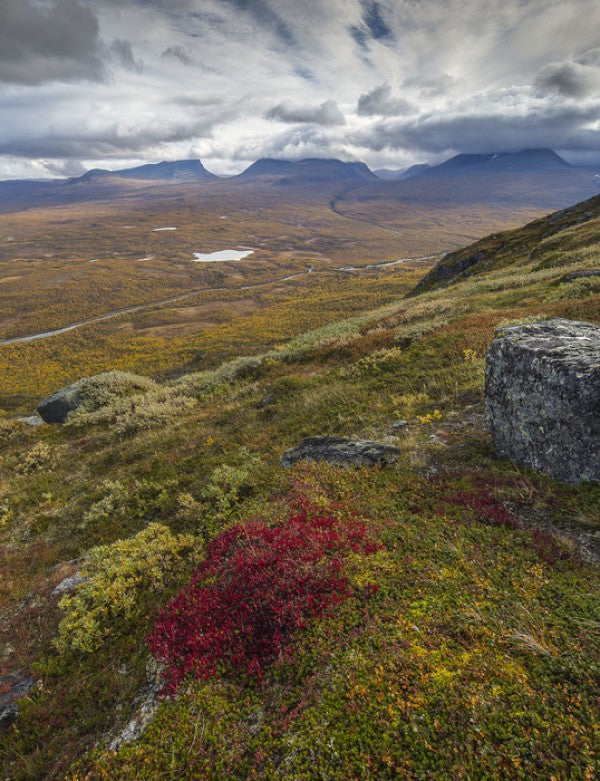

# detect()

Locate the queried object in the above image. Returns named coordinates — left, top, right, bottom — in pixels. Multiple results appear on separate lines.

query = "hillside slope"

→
left=0, top=196, right=599, bottom=779
left=412, top=192, right=600, bottom=293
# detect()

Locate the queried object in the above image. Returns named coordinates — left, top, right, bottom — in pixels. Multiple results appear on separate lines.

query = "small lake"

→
left=192, top=250, right=254, bottom=262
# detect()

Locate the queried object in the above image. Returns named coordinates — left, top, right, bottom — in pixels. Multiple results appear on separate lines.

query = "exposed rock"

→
left=0, top=672, right=35, bottom=734
left=257, top=392, right=274, bottom=409
left=390, top=419, right=409, bottom=430
left=108, top=659, right=163, bottom=751
left=485, top=318, right=600, bottom=484
left=281, top=436, right=400, bottom=468
left=51, top=572, right=87, bottom=597
left=14, top=415, right=45, bottom=426
left=36, top=371, right=155, bottom=424
left=37, top=383, right=82, bottom=423
left=411, top=249, right=486, bottom=294
left=561, top=269, right=600, bottom=283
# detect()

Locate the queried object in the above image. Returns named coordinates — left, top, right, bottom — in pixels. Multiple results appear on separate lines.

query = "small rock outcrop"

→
left=411, top=249, right=486, bottom=294
left=37, top=383, right=82, bottom=423
left=107, top=659, right=163, bottom=752
left=0, top=672, right=35, bottom=734
left=51, top=572, right=87, bottom=597
left=485, top=318, right=600, bottom=484
left=281, top=436, right=400, bottom=468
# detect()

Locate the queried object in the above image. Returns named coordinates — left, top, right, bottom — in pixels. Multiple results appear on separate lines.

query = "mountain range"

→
left=0, top=149, right=598, bottom=214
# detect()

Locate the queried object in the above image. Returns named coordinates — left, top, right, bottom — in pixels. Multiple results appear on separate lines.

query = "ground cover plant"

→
left=149, top=496, right=380, bottom=691
left=0, top=194, right=599, bottom=779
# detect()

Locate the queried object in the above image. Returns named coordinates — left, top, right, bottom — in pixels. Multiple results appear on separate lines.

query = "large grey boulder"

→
left=37, top=382, right=82, bottom=423
left=485, top=319, right=600, bottom=484
left=281, top=436, right=400, bottom=468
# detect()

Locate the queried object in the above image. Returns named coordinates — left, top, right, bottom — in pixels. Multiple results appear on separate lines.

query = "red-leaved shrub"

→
left=444, top=487, right=567, bottom=564
left=445, top=489, right=520, bottom=529
left=148, top=498, right=379, bottom=692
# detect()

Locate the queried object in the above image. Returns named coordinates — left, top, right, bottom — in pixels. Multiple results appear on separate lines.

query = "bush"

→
left=55, top=524, right=200, bottom=653
left=74, top=371, right=157, bottom=414
left=148, top=498, right=380, bottom=692
left=15, top=442, right=54, bottom=474
left=80, top=478, right=178, bottom=532
left=67, top=387, right=196, bottom=434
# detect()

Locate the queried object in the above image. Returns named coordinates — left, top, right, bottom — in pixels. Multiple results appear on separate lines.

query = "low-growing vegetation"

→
left=55, top=524, right=200, bottom=654
left=1, top=194, right=599, bottom=779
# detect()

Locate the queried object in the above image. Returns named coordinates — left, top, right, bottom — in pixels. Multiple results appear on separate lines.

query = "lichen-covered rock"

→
left=485, top=318, right=600, bottom=484
left=107, top=659, right=163, bottom=752
left=281, top=436, right=400, bottom=468
left=51, top=572, right=87, bottom=597
left=0, top=672, right=35, bottom=734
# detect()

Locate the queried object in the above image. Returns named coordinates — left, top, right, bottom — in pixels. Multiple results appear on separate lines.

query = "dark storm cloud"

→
left=266, top=100, right=346, bottom=126
left=535, top=51, right=600, bottom=97
left=357, top=84, right=414, bottom=116
left=356, top=102, right=600, bottom=155
left=0, top=0, right=104, bottom=84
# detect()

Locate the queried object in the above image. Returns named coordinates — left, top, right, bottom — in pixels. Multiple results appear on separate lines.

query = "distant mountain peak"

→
left=436, top=148, right=571, bottom=173
left=70, top=159, right=217, bottom=184
left=238, top=157, right=376, bottom=182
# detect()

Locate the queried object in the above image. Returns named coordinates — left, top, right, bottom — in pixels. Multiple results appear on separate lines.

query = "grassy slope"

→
left=0, top=202, right=599, bottom=779
left=412, top=193, right=600, bottom=293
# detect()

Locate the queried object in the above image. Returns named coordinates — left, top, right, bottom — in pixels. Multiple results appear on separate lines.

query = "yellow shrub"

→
left=55, top=523, right=200, bottom=653
left=15, top=442, right=54, bottom=474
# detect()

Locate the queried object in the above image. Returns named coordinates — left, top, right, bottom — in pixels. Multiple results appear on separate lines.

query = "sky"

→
left=0, top=0, right=599, bottom=178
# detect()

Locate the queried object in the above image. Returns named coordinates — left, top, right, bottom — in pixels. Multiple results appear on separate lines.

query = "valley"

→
left=2, top=149, right=597, bottom=414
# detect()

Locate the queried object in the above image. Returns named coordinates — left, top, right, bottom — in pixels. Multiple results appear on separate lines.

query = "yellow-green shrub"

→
left=15, top=442, right=54, bottom=474
left=67, top=387, right=196, bottom=434
left=74, top=371, right=157, bottom=413
left=55, top=524, right=200, bottom=653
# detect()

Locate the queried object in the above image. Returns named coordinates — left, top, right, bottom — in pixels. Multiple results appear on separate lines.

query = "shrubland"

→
left=0, top=194, right=599, bottom=779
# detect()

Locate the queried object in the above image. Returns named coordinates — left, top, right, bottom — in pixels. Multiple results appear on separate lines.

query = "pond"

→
left=192, top=249, right=254, bottom=262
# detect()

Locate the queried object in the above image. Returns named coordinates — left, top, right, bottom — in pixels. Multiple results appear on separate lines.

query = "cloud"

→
left=361, top=2, right=393, bottom=40
left=0, top=108, right=220, bottom=159
left=224, top=0, right=297, bottom=47
left=162, top=46, right=193, bottom=66
left=110, top=39, right=143, bottom=73
left=266, top=100, right=346, bottom=126
left=351, top=1, right=393, bottom=49
left=3, top=0, right=600, bottom=177
left=354, top=94, right=600, bottom=155
left=357, top=84, right=414, bottom=116
left=0, top=0, right=104, bottom=84
left=43, top=158, right=86, bottom=177
left=535, top=53, right=600, bottom=97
